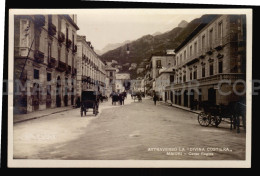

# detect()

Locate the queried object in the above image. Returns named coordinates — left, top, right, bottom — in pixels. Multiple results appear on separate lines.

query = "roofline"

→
left=175, top=15, right=220, bottom=53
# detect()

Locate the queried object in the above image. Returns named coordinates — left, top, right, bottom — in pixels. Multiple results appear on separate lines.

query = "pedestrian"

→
left=76, top=97, right=81, bottom=108
left=119, top=93, right=123, bottom=105
left=153, top=94, right=157, bottom=105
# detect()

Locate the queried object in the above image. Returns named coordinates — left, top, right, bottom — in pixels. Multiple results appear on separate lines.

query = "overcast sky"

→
left=77, top=10, right=203, bottom=51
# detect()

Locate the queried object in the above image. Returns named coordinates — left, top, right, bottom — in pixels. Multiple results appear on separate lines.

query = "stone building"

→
left=76, top=35, right=106, bottom=98
left=115, top=72, right=131, bottom=93
left=105, top=65, right=117, bottom=95
left=165, top=15, right=246, bottom=108
left=14, top=14, right=79, bottom=114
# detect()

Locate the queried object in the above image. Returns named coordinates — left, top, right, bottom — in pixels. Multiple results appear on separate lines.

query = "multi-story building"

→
left=165, top=15, right=246, bottom=108
left=76, top=35, right=106, bottom=98
left=14, top=14, right=79, bottom=114
left=105, top=64, right=117, bottom=95
left=155, top=67, right=175, bottom=102
left=115, top=73, right=130, bottom=93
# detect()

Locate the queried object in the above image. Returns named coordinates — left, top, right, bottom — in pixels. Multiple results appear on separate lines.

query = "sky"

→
left=76, top=10, right=203, bottom=51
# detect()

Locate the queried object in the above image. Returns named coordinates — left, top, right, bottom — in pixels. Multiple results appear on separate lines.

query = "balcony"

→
left=48, top=23, right=57, bottom=36
left=206, top=47, right=214, bottom=55
left=56, top=61, right=67, bottom=72
left=48, top=57, right=56, bottom=68
left=34, top=15, right=45, bottom=28
left=198, top=48, right=206, bottom=58
left=66, top=65, right=72, bottom=74
left=34, top=50, right=44, bottom=63
left=66, top=39, right=72, bottom=49
left=58, top=31, right=65, bottom=43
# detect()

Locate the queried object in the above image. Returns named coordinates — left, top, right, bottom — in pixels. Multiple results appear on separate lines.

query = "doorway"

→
left=56, top=76, right=61, bottom=107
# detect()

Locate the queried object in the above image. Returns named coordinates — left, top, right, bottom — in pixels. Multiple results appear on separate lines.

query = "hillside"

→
left=100, top=15, right=216, bottom=79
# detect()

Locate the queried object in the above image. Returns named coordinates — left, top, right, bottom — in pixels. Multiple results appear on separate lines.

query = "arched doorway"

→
left=190, top=89, right=195, bottom=109
left=64, top=78, right=68, bottom=106
left=32, top=83, right=40, bottom=111
left=170, top=91, right=173, bottom=103
left=71, top=79, right=74, bottom=105
left=208, top=88, right=216, bottom=105
left=184, top=90, right=188, bottom=107
left=178, top=91, right=181, bottom=105
left=56, top=76, right=61, bottom=107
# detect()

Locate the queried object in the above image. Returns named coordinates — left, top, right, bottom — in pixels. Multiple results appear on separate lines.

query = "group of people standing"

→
left=110, top=91, right=127, bottom=105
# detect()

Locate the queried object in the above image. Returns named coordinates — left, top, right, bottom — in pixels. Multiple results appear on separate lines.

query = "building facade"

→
left=115, top=73, right=131, bottom=93
left=166, top=15, right=246, bottom=108
left=105, top=65, right=117, bottom=95
left=76, top=35, right=106, bottom=98
left=14, top=14, right=79, bottom=114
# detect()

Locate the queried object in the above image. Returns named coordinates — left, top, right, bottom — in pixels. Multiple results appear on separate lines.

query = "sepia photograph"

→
left=7, top=8, right=252, bottom=168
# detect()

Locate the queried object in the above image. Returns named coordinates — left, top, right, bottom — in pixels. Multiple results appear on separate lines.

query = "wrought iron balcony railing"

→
left=34, top=50, right=44, bottom=63
left=56, top=61, right=67, bottom=72
left=48, top=57, right=56, bottom=68
left=66, top=39, right=72, bottom=49
left=66, top=65, right=72, bottom=74
left=48, top=23, right=57, bottom=36
left=58, top=31, right=65, bottom=43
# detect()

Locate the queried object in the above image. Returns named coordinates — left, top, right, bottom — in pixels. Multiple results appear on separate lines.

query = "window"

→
left=190, top=45, right=192, bottom=57
left=202, top=35, right=206, bottom=50
left=209, top=29, right=213, bottom=48
left=210, top=64, right=214, bottom=76
left=34, top=69, right=39, bottom=79
left=170, top=75, right=174, bottom=83
left=190, top=72, right=192, bottom=80
left=47, top=73, right=52, bottom=81
left=218, top=21, right=223, bottom=39
left=156, top=60, right=162, bottom=68
left=48, top=43, right=51, bottom=62
left=183, top=74, right=186, bottom=82
left=110, top=79, right=113, bottom=83
left=47, top=85, right=51, bottom=96
left=58, top=48, right=61, bottom=62
left=180, top=54, right=183, bottom=63
left=194, top=42, right=197, bottom=55
left=193, top=70, right=197, bottom=79
left=110, top=71, right=113, bottom=77
left=184, top=50, right=186, bottom=60
left=218, top=61, right=223, bottom=73
left=202, top=66, right=205, bottom=77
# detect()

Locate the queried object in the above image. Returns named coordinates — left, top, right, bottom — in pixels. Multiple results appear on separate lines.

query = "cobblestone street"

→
left=13, top=95, right=246, bottom=160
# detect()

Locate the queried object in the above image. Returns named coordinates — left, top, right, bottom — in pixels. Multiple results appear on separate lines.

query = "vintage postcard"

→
left=7, top=8, right=252, bottom=168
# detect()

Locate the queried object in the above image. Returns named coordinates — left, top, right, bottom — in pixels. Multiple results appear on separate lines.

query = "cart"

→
left=80, top=90, right=99, bottom=117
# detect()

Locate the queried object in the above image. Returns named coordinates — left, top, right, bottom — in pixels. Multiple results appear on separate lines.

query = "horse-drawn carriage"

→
left=132, top=91, right=142, bottom=102
left=197, top=99, right=246, bottom=133
left=80, top=90, right=99, bottom=117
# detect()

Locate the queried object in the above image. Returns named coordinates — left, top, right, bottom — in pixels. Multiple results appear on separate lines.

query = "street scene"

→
left=11, top=10, right=247, bottom=163
left=14, top=95, right=245, bottom=160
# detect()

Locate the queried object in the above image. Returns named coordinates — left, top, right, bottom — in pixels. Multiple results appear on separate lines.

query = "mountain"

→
left=97, top=40, right=131, bottom=55
left=178, top=20, right=188, bottom=28
left=100, top=15, right=218, bottom=79
left=152, top=31, right=162, bottom=36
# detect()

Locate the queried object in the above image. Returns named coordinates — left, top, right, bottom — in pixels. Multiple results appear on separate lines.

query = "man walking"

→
left=153, top=93, right=157, bottom=105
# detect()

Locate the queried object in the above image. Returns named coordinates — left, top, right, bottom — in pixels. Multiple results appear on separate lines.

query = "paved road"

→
left=13, top=95, right=246, bottom=160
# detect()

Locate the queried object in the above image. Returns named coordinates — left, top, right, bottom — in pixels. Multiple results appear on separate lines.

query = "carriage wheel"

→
left=198, top=112, right=211, bottom=127
left=210, top=115, right=222, bottom=127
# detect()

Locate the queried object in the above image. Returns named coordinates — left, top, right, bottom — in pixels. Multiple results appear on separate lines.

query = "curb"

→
left=158, top=101, right=201, bottom=115
left=14, top=108, right=74, bottom=124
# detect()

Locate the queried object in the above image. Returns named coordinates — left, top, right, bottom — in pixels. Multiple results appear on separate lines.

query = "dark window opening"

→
left=218, top=61, right=223, bottom=73
left=210, top=64, right=214, bottom=76
left=47, top=73, right=52, bottom=81
left=34, top=69, right=39, bottom=79
left=202, top=67, right=205, bottom=77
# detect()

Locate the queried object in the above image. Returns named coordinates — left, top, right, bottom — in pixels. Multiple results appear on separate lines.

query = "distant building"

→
left=105, top=65, right=117, bottom=95
left=115, top=73, right=131, bottom=93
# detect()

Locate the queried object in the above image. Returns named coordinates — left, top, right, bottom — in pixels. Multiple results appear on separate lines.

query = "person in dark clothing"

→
left=153, top=94, right=157, bottom=105
left=76, top=97, right=81, bottom=108
left=119, top=93, right=123, bottom=105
